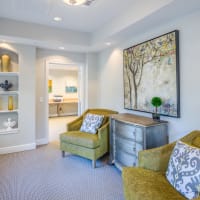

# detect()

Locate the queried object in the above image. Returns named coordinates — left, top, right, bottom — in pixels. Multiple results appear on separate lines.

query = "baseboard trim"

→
left=0, top=143, right=36, bottom=155
left=36, top=138, right=48, bottom=146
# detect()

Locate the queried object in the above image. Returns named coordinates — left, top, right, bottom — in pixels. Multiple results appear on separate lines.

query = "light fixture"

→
left=63, top=0, right=95, bottom=6
left=59, top=46, right=65, bottom=50
left=106, top=42, right=111, bottom=46
left=53, top=17, right=62, bottom=21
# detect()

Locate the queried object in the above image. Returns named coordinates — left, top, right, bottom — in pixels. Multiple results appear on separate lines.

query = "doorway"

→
left=45, top=61, right=84, bottom=143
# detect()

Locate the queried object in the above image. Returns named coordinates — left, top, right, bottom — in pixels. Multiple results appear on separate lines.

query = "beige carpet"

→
left=0, top=142, right=124, bottom=200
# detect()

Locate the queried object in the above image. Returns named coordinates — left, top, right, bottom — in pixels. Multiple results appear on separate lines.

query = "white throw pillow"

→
left=80, top=113, right=104, bottom=134
left=166, top=140, right=200, bottom=199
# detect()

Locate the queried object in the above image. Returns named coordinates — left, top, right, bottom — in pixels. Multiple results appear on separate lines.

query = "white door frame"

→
left=44, top=59, right=85, bottom=143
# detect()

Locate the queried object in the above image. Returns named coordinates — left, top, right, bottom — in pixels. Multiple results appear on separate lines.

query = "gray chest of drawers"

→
left=109, top=113, right=168, bottom=171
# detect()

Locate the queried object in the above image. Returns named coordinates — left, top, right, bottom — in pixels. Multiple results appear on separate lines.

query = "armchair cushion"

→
left=60, top=131, right=100, bottom=149
left=122, top=167, right=185, bottom=200
left=166, top=141, right=200, bottom=199
left=80, top=113, right=104, bottom=134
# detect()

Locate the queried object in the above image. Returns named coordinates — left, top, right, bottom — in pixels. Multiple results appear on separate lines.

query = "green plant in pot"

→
left=151, top=97, right=162, bottom=121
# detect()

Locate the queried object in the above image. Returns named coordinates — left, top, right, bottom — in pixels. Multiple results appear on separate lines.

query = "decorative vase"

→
left=0, top=80, right=13, bottom=91
left=152, top=113, right=160, bottom=121
left=8, top=96, right=13, bottom=110
left=1, top=54, right=10, bottom=72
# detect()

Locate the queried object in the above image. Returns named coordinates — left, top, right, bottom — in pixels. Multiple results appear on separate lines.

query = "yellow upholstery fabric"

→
left=192, top=136, right=200, bottom=148
left=60, top=108, right=118, bottom=167
left=138, top=130, right=200, bottom=173
left=122, top=168, right=185, bottom=200
left=122, top=130, right=200, bottom=200
left=60, top=131, right=100, bottom=149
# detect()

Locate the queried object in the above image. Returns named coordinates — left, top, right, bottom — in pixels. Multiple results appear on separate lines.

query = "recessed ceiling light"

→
left=63, top=0, right=95, bottom=6
left=106, top=42, right=111, bottom=46
left=54, top=17, right=62, bottom=21
left=59, top=46, right=65, bottom=50
left=63, top=0, right=86, bottom=5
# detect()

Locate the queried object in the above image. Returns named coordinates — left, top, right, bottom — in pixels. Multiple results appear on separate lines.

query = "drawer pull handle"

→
left=132, top=131, right=136, bottom=136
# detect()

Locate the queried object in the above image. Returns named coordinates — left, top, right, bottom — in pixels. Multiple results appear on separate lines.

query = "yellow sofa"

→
left=122, top=130, right=200, bottom=200
left=60, top=108, right=118, bottom=168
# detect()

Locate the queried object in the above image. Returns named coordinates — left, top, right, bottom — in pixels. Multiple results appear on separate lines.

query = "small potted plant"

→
left=151, top=97, right=162, bottom=121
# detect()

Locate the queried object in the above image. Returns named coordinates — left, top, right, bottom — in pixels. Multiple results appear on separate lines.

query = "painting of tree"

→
left=123, top=30, right=180, bottom=117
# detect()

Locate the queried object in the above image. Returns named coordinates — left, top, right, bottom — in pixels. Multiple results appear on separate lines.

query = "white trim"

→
left=36, top=138, right=48, bottom=146
left=45, top=60, right=85, bottom=143
left=0, top=143, right=36, bottom=154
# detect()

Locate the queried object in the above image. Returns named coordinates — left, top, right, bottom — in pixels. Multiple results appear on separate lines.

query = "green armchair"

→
left=122, top=130, right=200, bottom=200
left=60, top=108, right=118, bottom=168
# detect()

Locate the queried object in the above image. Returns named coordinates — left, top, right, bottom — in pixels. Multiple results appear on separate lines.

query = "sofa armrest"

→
left=138, top=142, right=176, bottom=172
left=67, top=116, right=83, bottom=131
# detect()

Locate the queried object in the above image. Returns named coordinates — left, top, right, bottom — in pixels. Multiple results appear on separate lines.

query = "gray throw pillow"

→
left=80, top=113, right=104, bottom=134
left=166, top=140, right=200, bottom=199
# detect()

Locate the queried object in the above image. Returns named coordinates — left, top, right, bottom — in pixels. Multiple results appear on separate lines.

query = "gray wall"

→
left=1, top=9, right=200, bottom=151
left=97, top=10, right=200, bottom=142
left=86, top=53, right=99, bottom=108
left=35, top=49, right=99, bottom=143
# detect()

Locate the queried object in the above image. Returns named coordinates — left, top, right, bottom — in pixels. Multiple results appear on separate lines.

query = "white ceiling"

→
left=0, top=0, right=200, bottom=52
left=0, top=0, right=143, bottom=33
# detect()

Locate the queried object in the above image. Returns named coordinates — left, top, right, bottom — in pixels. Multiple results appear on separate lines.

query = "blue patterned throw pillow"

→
left=166, top=140, right=200, bottom=199
left=80, top=114, right=104, bottom=134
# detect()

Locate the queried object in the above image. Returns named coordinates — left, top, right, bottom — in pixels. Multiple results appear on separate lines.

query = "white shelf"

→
left=0, top=91, right=18, bottom=95
left=0, top=49, right=19, bottom=137
left=0, top=72, right=19, bottom=76
left=0, top=128, right=19, bottom=134
left=0, top=109, right=18, bottom=113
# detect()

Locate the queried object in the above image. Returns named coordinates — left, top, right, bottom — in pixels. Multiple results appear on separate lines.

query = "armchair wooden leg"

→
left=62, top=151, right=65, bottom=157
left=92, top=160, right=96, bottom=168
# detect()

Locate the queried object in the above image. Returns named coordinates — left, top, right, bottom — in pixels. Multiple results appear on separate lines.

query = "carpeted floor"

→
left=0, top=142, right=124, bottom=200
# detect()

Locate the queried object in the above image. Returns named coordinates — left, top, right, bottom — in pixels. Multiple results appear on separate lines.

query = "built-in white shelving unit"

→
left=0, top=48, right=19, bottom=134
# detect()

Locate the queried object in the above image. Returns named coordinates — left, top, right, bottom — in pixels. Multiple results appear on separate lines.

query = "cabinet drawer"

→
left=115, top=121, right=143, bottom=142
left=116, top=137, right=143, bottom=155
left=115, top=149, right=137, bottom=166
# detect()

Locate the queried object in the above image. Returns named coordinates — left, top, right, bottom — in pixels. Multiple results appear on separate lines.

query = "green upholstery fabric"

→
left=60, top=131, right=100, bottom=148
left=138, top=130, right=200, bottom=173
left=122, top=168, right=185, bottom=200
left=60, top=108, right=118, bottom=167
left=122, top=130, right=200, bottom=200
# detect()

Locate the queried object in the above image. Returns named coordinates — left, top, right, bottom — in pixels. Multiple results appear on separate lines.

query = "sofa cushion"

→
left=60, top=131, right=100, bottom=149
left=166, top=141, right=200, bottom=199
left=80, top=113, right=104, bottom=134
left=122, top=167, right=185, bottom=200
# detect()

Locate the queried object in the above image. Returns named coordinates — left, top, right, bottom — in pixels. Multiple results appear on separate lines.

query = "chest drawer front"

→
left=116, top=137, right=143, bottom=155
left=115, top=121, right=143, bottom=142
left=115, top=149, right=137, bottom=166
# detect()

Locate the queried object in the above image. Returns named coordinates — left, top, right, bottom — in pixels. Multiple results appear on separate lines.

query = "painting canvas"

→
left=48, top=80, right=52, bottom=93
left=65, top=86, right=77, bottom=93
left=123, top=30, right=180, bottom=117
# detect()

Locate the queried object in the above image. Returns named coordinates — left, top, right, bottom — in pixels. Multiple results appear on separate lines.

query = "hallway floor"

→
left=48, top=116, right=78, bottom=142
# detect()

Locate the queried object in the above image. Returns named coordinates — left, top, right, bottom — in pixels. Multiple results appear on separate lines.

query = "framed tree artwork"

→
left=123, top=30, right=180, bottom=117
